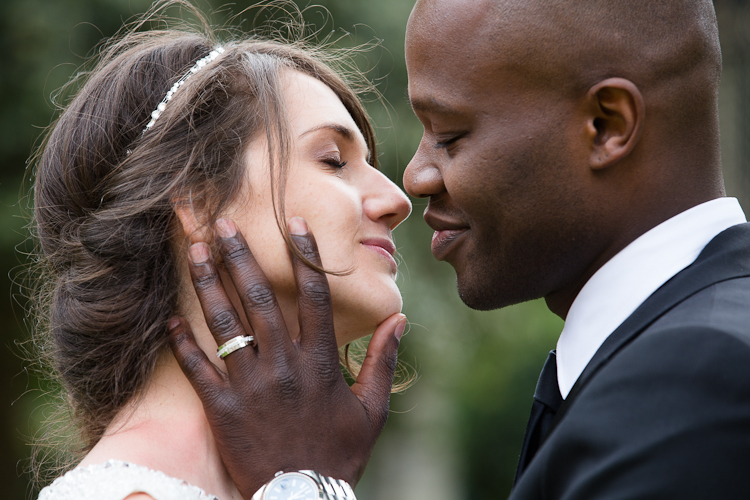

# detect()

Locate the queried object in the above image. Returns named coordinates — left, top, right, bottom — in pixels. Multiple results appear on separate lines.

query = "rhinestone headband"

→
left=142, top=46, right=225, bottom=135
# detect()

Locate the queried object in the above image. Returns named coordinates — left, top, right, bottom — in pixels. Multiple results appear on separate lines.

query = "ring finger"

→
left=188, top=241, right=258, bottom=367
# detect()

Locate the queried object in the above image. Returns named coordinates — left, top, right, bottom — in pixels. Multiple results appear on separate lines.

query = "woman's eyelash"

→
left=323, top=158, right=347, bottom=169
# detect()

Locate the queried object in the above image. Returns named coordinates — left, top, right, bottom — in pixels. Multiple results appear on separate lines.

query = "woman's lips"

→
left=361, top=238, right=398, bottom=273
left=431, top=228, right=468, bottom=261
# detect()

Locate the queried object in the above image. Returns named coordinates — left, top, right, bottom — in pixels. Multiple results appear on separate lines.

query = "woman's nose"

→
left=403, top=141, right=445, bottom=199
left=364, top=171, right=412, bottom=230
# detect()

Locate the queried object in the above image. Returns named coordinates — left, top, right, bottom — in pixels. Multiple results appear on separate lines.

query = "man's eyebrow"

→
left=409, top=96, right=462, bottom=116
left=298, top=123, right=370, bottom=156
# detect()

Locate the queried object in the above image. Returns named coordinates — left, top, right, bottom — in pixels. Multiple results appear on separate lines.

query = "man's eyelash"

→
left=435, top=136, right=461, bottom=149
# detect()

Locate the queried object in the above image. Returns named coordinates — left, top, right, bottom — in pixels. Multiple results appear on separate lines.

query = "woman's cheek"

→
left=306, top=207, right=362, bottom=272
left=240, top=217, right=297, bottom=295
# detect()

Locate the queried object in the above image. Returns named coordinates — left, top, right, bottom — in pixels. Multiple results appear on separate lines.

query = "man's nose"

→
left=403, top=143, right=445, bottom=198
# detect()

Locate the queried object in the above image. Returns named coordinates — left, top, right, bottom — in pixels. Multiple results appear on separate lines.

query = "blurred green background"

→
left=1, top=1, right=749, bottom=499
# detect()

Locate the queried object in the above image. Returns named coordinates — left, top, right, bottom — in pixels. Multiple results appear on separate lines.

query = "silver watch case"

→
left=253, top=470, right=357, bottom=500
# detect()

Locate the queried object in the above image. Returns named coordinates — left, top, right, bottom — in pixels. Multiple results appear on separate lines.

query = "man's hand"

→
left=167, top=216, right=407, bottom=498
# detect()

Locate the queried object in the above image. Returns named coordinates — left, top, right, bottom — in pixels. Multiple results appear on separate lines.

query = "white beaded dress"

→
left=38, top=460, right=220, bottom=500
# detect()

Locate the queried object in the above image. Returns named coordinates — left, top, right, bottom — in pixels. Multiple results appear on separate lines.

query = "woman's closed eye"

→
left=321, top=154, right=348, bottom=169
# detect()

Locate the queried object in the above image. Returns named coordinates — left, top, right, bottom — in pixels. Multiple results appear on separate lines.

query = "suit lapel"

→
left=554, top=222, right=750, bottom=426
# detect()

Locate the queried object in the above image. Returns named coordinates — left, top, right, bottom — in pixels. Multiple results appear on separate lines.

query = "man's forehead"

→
left=411, top=0, right=495, bottom=24
left=408, top=0, right=496, bottom=45
left=406, top=0, right=522, bottom=79
left=405, top=24, right=517, bottom=111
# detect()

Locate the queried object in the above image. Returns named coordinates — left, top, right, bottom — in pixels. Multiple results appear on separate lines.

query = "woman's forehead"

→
left=281, top=70, right=365, bottom=144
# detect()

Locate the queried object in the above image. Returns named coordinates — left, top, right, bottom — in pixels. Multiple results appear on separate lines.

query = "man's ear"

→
left=172, top=199, right=210, bottom=244
left=584, top=78, right=644, bottom=170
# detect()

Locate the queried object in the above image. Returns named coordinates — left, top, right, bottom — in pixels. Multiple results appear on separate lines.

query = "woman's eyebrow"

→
left=299, top=123, right=355, bottom=139
left=298, top=123, right=370, bottom=157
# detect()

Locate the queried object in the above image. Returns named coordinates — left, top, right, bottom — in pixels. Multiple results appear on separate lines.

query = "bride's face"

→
left=228, top=70, right=411, bottom=344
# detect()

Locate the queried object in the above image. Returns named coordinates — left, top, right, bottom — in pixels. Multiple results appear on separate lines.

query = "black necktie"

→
left=514, top=350, right=563, bottom=484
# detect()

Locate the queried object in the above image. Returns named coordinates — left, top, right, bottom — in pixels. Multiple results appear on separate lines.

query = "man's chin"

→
left=456, top=278, right=502, bottom=311
left=456, top=291, right=502, bottom=311
left=455, top=272, right=535, bottom=311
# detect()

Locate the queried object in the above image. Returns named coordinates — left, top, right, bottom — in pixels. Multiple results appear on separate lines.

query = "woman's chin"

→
left=332, top=284, right=403, bottom=346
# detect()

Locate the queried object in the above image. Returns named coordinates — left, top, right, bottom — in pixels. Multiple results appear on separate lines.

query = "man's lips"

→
left=361, top=237, right=398, bottom=272
left=431, top=228, right=468, bottom=260
left=424, top=212, right=469, bottom=261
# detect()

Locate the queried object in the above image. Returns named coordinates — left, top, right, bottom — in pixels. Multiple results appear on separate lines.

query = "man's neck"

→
left=544, top=193, right=727, bottom=319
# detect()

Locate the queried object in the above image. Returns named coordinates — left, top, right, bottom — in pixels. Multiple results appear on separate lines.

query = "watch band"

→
left=252, top=470, right=357, bottom=500
left=300, top=470, right=356, bottom=499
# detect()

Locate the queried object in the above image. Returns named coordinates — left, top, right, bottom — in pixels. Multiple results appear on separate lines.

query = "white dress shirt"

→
left=556, top=197, right=747, bottom=399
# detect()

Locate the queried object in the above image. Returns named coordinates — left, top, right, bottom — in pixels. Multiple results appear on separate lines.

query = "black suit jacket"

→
left=510, top=222, right=750, bottom=500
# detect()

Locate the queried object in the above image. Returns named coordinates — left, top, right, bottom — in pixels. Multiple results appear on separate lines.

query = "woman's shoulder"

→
left=38, top=459, right=220, bottom=500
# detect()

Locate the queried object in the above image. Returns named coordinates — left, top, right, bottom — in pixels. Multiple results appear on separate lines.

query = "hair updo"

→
left=30, top=0, right=378, bottom=465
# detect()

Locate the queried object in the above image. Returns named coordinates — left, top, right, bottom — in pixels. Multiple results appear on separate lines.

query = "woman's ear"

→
left=172, top=199, right=210, bottom=244
left=584, top=78, right=645, bottom=170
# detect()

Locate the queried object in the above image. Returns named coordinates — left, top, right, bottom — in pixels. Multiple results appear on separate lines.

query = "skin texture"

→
left=404, top=0, right=725, bottom=317
left=171, top=0, right=730, bottom=495
left=81, top=70, right=410, bottom=500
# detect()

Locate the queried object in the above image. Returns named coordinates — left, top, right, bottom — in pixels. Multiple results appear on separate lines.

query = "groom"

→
left=169, top=0, right=750, bottom=498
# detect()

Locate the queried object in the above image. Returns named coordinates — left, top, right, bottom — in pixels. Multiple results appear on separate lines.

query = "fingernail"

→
left=168, top=317, right=180, bottom=330
left=189, top=242, right=210, bottom=263
left=216, top=218, right=237, bottom=238
left=288, top=217, right=308, bottom=236
left=394, top=316, right=407, bottom=341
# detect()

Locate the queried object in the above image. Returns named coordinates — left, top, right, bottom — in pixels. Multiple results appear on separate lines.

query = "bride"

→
left=31, top=3, right=410, bottom=499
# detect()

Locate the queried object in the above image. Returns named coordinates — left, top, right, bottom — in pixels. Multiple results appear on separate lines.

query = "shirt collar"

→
left=556, top=198, right=746, bottom=399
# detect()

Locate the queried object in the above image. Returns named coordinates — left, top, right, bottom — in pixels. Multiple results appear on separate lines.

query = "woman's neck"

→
left=79, top=352, right=243, bottom=500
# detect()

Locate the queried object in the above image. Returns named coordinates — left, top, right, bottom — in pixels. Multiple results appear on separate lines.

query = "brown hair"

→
left=29, top=0, right=385, bottom=479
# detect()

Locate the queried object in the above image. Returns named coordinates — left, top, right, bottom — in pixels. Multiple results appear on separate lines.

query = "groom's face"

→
left=404, top=0, right=597, bottom=311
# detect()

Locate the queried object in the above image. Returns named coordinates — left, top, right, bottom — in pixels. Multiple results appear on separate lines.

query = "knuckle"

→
left=276, top=373, right=303, bottom=400
left=292, top=234, right=315, bottom=254
left=213, top=394, right=241, bottom=417
left=180, top=349, right=207, bottom=379
left=268, top=362, right=304, bottom=400
left=242, top=283, right=278, bottom=311
left=293, top=235, right=323, bottom=264
left=223, top=242, right=251, bottom=263
left=368, top=336, right=400, bottom=382
left=310, top=358, right=341, bottom=382
left=207, top=309, right=241, bottom=336
left=381, top=347, right=399, bottom=376
left=192, top=270, right=221, bottom=292
left=169, top=328, right=190, bottom=348
left=299, top=280, right=331, bottom=306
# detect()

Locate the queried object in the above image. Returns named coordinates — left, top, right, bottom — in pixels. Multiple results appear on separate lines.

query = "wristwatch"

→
left=251, top=470, right=357, bottom=500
